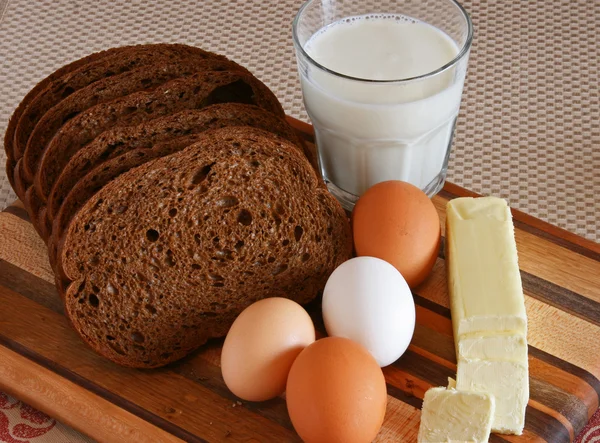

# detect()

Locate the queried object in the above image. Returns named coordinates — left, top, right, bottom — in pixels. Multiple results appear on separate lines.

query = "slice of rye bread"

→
left=3, top=46, right=126, bottom=189
left=47, top=134, right=211, bottom=278
left=47, top=104, right=304, bottom=224
left=60, top=126, right=352, bottom=368
left=29, top=58, right=243, bottom=202
left=28, top=70, right=284, bottom=229
left=14, top=44, right=235, bottom=178
left=46, top=105, right=305, bottom=274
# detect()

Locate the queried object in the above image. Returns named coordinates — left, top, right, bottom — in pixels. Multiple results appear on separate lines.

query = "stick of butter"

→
left=446, top=197, right=529, bottom=435
left=446, top=197, right=527, bottom=340
left=418, top=387, right=495, bottom=443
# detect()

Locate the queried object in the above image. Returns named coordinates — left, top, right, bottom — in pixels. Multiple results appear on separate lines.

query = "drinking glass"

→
left=293, top=0, right=473, bottom=210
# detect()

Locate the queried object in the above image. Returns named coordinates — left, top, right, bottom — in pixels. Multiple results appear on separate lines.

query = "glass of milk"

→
left=293, top=0, right=473, bottom=209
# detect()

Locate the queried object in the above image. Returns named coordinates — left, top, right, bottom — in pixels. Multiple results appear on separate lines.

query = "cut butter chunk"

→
left=446, top=197, right=527, bottom=339
left=458, top=332, right=528, bottom=362
left=457, top=359, right=529, bottom=435
left=418, top=387, right=495, bottom=443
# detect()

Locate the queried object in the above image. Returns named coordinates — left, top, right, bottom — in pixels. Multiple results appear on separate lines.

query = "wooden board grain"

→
left=0, top=117, right=599, bottom=442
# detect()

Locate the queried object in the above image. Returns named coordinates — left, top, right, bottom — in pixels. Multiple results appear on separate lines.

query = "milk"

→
left=300, top=14, right=466, bottom=200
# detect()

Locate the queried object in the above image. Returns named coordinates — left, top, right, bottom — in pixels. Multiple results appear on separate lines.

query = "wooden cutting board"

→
left=0, top=118, right=599, bottom=443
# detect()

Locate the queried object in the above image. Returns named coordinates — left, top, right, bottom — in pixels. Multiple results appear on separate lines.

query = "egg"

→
left=286, top=337, right=387, bottom=443
left=220, top=297, right=315, bottom=401
left=352, top=180, right=441, bottom=288
left=322, top=256, right=415, bottom=367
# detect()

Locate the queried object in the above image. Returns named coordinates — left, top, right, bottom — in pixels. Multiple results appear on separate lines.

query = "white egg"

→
left=322, top=256, right=416, bottom=367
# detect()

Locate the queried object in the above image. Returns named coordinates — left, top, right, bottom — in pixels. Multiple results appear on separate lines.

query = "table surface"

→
left=0, top=0, right=598, bottom=442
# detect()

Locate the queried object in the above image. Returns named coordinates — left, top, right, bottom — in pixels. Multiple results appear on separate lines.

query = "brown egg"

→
left=286, top=337, right=387, bottom=443
left=221, top=297, right=315, bottom=401
left=352, top=180, right=440, bottom=288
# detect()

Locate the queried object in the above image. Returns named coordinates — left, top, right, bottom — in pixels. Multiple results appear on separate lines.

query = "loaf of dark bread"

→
left=3, top=46, right=124, bottom=189
left=15, top=44, right=233, bottom=182
left=47, top=104, right=305, bottom=275
left=60, top=126, right=352, bottom=368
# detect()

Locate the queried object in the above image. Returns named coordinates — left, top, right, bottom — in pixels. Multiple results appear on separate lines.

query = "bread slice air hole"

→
left=237, top=209, right=252, bottom=225
left=165, top=249, right=176, bottom=267
left=146, top=229, right=159, bottom=242
left=88, top=293, right=99, bottom=308
left=272, top=264, right=288, bottom=275
left=191, top=162, right=215, bottom=185
left=131, top=332, right=145, bottom=343
left=109, top=341, right=126, bottom=355
left=294, top=225, right=303, bottom=241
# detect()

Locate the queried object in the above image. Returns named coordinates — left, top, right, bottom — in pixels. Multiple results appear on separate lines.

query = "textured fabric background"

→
left=0, top=0, right=598, bottom=240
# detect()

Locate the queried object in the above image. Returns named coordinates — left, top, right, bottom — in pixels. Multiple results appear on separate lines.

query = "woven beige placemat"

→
left=0, top=0, right=598, bottom=241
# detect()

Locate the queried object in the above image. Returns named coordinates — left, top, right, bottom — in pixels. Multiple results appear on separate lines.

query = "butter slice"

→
left=457, top=359, right=529, bottom=434
left=446, top=197, right=527, bottom=339
left=458, top=332, right=528, bottom=362
left=418, top=387, right=495, bottom=443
